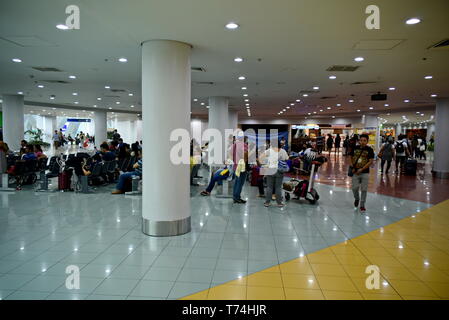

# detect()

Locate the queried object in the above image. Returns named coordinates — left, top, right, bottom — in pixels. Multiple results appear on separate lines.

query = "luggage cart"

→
left=283, top=161, right=321, bottom=204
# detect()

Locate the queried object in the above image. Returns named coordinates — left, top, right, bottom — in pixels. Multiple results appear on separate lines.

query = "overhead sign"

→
left=67, top=118, right=91, bottom=123
left=292, top=125, right=319, bottom=129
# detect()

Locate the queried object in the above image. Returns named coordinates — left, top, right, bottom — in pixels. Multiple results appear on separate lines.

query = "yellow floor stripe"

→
left=181, top=199, right=449, bottom=300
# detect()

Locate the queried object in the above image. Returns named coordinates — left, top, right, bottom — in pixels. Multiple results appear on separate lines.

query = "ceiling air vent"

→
left=299, top=90, right=315, bottom=94
left=326, top=65, right=359, bottom=72
left=320, top=96, right=337, bottom=99
left=351, top=81, right=378, bottom=85
left=31, top=67, right=63, bottom=72
left=191, top=67, right=206, bottom=72
left=195, top=82, right=214, bottom=85
left=104, top=95, right=121, bottom=98
left=41, top=80, right=70, bottom=84
left=110, top=89, right=127, bottom=93
left=428, top=39, right=449, bottom=50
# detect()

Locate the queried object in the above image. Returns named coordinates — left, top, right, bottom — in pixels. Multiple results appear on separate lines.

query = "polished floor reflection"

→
left=0, top=153, right=447, bottom=300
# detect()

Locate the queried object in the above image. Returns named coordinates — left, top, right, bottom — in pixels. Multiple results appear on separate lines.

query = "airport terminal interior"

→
left=0, top=0, right=449, bottom=301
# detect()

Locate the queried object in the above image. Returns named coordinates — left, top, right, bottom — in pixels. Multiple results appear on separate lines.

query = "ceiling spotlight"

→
left=12, top=58, right=22, bottom=63
left=327, top=107, right=331, bottom=110
left=72, top=92, right=78, bottom=96
left=17, top=91, right=23, bottom=95
left=296, top=99, right=301, bottom=102
left=200, top=102, right=205, bottom=105
left=193, top=98, right=198, bottom=102
left=243, top=94, right=248, bottom=97
left=234, top=57, right=243, bottom=62
left=369, top=106, right=374, bottom=110
left=97, top=97, right=102, bottom=101
left=308, top=113, right=311, bottom=115
left=384, top=104, right=389, bottom=107
left=336, top=103, right=341, bottom=107
left=37, top=84, right=44, bottom=88
left=290, top=103, right=295, bottom=106
left=241, top=87, right=247, bottom=90
left=116, top=101, right=120, bottom=104
left=93, top=105, right=97, bottom=108
left=74, top=101, right=79, bottom=104
left=238, top=76, right=246, bottom=80
left=332, top=116, right=336, bottom=118
left=129, top=93, right=133, bottom=96
left=302, top=94, right=308, bottom=97
left=329, top=75, right=336, bottom=79
left=245, top=103, right=249, bottom=106
left=389, top=87, right=396, bottom=91
left=130, top=105, right=134, bottom=108
left=431, top=94, right=437, bottom=97
left=50, top=96, right=55, bottom=100
left=108, top=107, right=112, bottom=109
left=354, top=57, right=364, bottom=62
left=406, top=18, right=421, bottom=25
left=319, top=109, right=323, bottom=112
left=404, top=99, right=410, bottom=103
left=56, top=24, right=69, bottom=30
left=244, top=99, right=250, bottom=102
left=348, top=99, right=354, bottom=103
left=206, top=105, right=210, bottom=109
left=313, top=86, right=319, bottom=90
left=225, top=22, right=239, bottom=30
left=424, top=75, right=433, bottom=80
left=69, top=75, right=76, bottom=79
left=286, top=106, right=290, bottom=109
left=105, top=86, right=111, bottom=89
left=118, top=58, right=128, bottom=63
left=357, top=109, right=361, bottom=112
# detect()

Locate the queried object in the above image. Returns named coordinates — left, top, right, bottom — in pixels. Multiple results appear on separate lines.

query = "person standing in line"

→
left=378, top=136, right=395, bottom=174
left=394, top=134, right=410, bottom=174
left=231, top=132, right=249, bottom=204
left=52, top=130, right=60, bottom=149
left=326, top=134, right=334, bottom=155
left=334, top=133, right=341, bottom=155
left=343, top=136, right=349, bottom=155
left=418, top=137, right=427, bottom=160
left=260, top=140, right=289, bottom=208
left=316, top=133, right=324, bottom=155
left=349, top=134, right=374, bottom=213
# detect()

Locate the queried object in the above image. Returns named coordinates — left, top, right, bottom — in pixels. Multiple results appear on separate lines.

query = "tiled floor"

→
left=0, top=152, right=448, bottom=300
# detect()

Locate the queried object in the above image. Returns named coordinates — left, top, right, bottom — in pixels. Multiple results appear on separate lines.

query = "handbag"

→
left=278, top=160, right=290, bottom=173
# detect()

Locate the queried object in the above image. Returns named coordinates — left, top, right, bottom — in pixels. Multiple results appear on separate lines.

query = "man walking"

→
left=350, top=134, right=374, bottom=213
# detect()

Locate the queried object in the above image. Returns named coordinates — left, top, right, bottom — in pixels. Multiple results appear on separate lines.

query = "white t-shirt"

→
left=395, top=140, right=408, bottom=157
left=261, top=148, right=288, bottom=175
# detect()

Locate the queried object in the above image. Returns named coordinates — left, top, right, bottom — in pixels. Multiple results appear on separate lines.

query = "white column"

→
left=228, top=110, right=238, bottom=130
left=135, top=119, right=142, bottom=142
left=427, top=123, right=435, bottom=141
left=43, top=116, right=56, bottom=144
left=2, top=94, right=24, bottom=151
left=433, top=98, right=449, bottom=178
left=395, top=124, right=402, bottom=138
left=363, top=114, right=380, bottom=152
left=141, top=40, right=191, bottom=236
left=208, top=96, right=230, bottom=163
left=94, top=110, right=107, bottom=146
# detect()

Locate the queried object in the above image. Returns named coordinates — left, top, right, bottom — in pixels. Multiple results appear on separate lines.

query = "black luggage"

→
left=404, top=158, right=417, bottom=176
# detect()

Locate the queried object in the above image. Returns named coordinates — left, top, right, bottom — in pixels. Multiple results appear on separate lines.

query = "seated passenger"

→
left=100, top=143, right=116, bottom=161
left=22, top=145, right=37, bottom=160
left=200, top=160, right=234, bottom=196
left=111, top=154, right=142, bottom=194
left=34, top=145, right=47, bottom=159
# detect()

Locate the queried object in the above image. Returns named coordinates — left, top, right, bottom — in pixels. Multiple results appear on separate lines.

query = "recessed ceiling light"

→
left=17, top=91, right=23, bottom=95
left=336, top=103, right=341, bottom=107
left=241, top=87, right=247, bottom=90
left=193, top=98, right=198, bottom=102
left=37, top=85, right=44, bottom=88
left=244, top=99, right=249, bottom=102
left=93, top=105, right=97, bottom=108
left=283, top=109, right=286, bottom=111
left=384, top=103, right=389, bottom=107
left=97, top=97, right=102, bottom=101
left=369, top=106, right=374, bottom=110
left=50, top=96, right=55, bottom=100
left=243, top=94, right=248, bottom=97
left=313, top=111, right=317, bottom=114
left=332, top=116, right=336, bottom=118
left=329, top=75, right=336, bottom=79
left=128, top=93, right=133, bottom=96
left=245, top=103, right=249, bottom=106
left=308, top=113, right=311, bottom=115
left=130, top=105, right=134, bottom=108
left=12, top=58, right=22, bottom=63
left=108, top=107, right=112, bottom=109
left=69, top=75, right=76, bottom=79
left=424, top=75, right=433, bottom=80
left=357, top=109, right=361, bottom=112
left=286, top=106, right=290, bottom=109
left=116, top=101, right=120, bottom=104
left=225, top=22, right=239, bottom=30
left=56, top=24, right=69, bottom=30
left=327, top=107, right=331, bottom=110
left=354, top=57, right=364, bottom=62
left=200, top=102, right=205, bottom=105
left=234, top=57, right=243, bottom=62
left=296, top=99, right=301, bottom=102
left=206, top=106, right=210, bottom=109
left=404, top=99, right=410, bottom=103
left=72, top=92, right=78, bottom=96
left=118, top=58, right=128, bottom=63
left=431, top=94, right=437, bottom=97
left=348, top=99, right=354, bottom=103
left=406, top=17, right=421, bottom=25
left=74, top=102, right=79, bottom=104
left=389, top=87, right=396, bottom=91
left=290, top=103, right=295, bottom=106
left=238, top=76, right=246, bottom=80
left=105, top=86, right=111, bottom=89
left=319, top=109, right=323, bottom=112
left=313, top=86, right=319, bottom=90
left=302, top=94, right=308, bottom=97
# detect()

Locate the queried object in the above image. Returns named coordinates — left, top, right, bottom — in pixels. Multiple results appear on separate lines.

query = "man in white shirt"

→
left=394, top=134, right=410, bottom=174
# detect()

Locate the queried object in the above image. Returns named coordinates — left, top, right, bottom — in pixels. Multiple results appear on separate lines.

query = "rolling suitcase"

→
left=251, top=166, right=260, bottom=186
left=58, top=170, right=72, bottom=190
left=404, top=158, right=417, bottom=176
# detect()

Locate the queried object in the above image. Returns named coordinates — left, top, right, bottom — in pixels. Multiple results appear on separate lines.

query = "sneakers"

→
left=200, top=191, right=210, bottom=196
left=111, top=190, right=124, bottom=194
left=360, top=206, right=366, bottom=213
left=354, top=199, right=359, bottom=208
left=277, top=203, right=285, bottom=208
left=233, top=199, right=246, bottom=204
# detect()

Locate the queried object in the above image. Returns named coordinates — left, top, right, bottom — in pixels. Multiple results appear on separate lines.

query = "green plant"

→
left=24, top=129, right=50, bottom=147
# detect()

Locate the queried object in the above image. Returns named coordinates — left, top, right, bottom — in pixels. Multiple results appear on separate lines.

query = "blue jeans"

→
left=116, top=171, right=140, bottom=191
left=206, top=170, right=228, bottom=193
left=233, top=171, right=248, bottom=201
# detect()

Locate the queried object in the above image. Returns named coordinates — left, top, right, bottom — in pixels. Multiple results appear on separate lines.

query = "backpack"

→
left=396, top=142, right=405, bottom=153
left=278, top=160, right=290, bottom=173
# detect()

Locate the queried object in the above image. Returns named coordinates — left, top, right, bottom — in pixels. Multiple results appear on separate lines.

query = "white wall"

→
left=191, top=118, right=208, bottom=145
